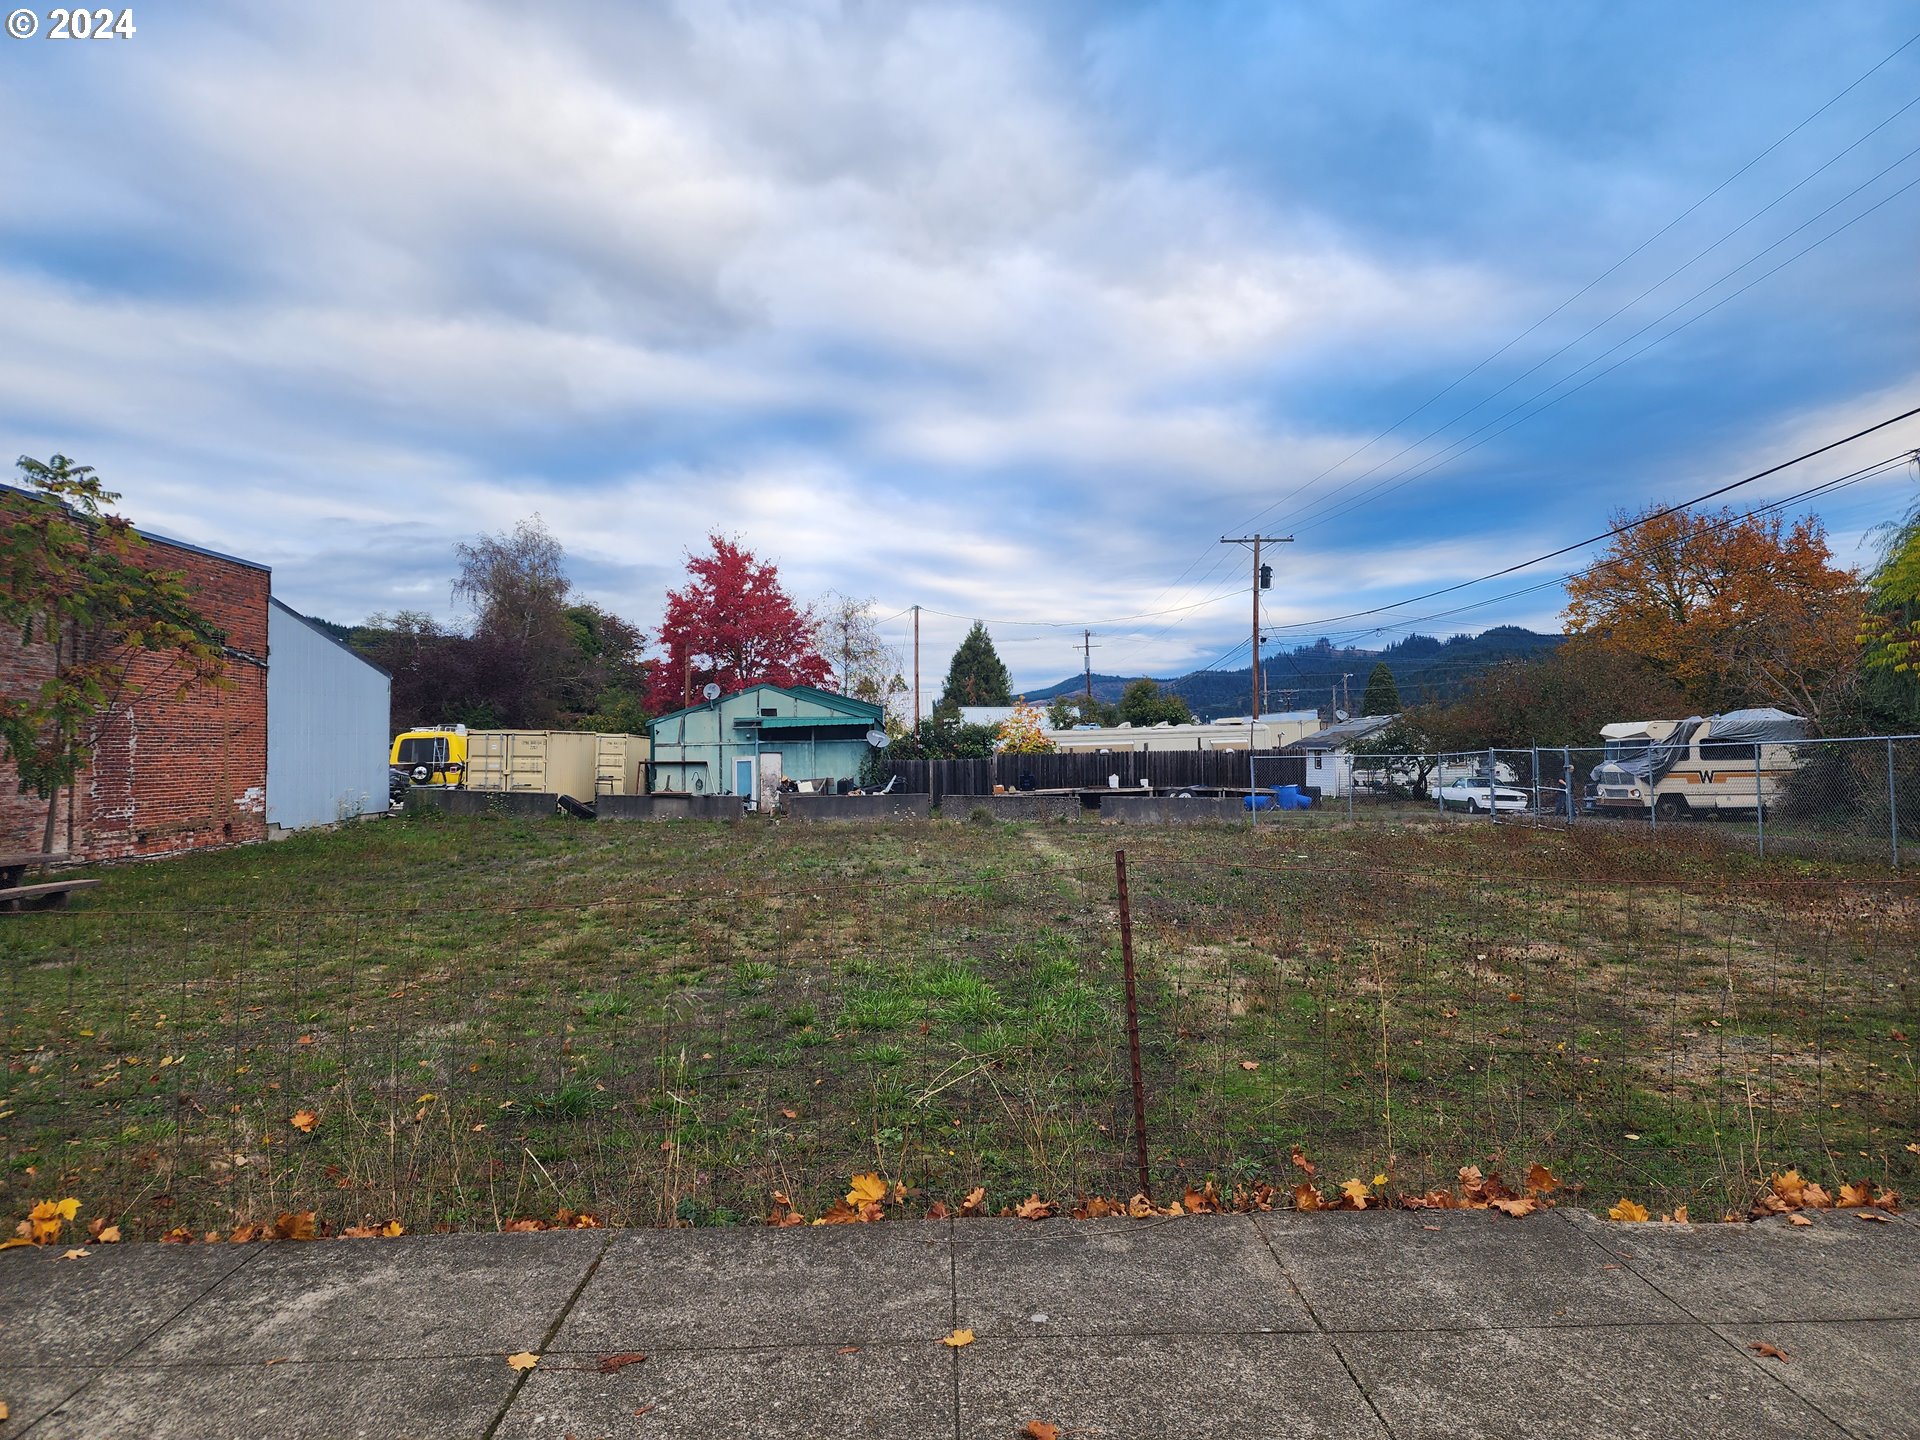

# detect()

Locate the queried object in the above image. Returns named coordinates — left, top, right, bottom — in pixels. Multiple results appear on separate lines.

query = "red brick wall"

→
left=0, top=532, right=269, bottom=863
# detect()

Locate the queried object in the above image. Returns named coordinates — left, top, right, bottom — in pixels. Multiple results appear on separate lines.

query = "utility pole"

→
left=1221, top=535, right=1293, bottom=798
left=1082, top=628, right=1097, bottom=703
left=912, top=605, right=921, bottom=730
left=1340, top=672, right=1354, bottom=717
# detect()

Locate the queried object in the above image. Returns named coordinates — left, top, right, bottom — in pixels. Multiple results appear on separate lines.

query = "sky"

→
left=3, top=0, right=1918, bottom=692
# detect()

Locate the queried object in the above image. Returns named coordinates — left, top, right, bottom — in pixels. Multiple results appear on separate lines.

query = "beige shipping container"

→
left=593, top=733, right=649, bottom=796
left=464, top=730, right=599, bottom=797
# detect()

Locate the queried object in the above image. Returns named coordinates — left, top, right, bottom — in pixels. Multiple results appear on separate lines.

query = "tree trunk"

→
left=42, top=783, right=59, bottom=855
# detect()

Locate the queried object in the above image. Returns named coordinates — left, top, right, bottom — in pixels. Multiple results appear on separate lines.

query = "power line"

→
left=1115, top=27, right=1920, bottom=627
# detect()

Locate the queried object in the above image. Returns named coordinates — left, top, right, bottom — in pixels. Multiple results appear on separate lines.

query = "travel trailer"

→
left=1590, top=709, right=1807, bottom=820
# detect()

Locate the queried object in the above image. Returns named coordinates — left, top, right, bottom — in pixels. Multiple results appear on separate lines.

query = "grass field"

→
left=2, top=809, right=1914, bottom=1237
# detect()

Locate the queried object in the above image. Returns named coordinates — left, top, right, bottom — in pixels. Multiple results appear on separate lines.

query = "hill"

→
left=1022, top=626, right=1562, bottom=720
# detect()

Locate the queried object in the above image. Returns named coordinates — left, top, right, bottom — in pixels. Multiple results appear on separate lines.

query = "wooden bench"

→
left=0, top=850, right=51, bottom=889
left=0, top=878, right=102, bottom=912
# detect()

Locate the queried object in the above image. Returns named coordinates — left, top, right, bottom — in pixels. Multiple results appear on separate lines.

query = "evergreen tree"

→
left=1360, top=661, right=1402, bottom=716
left=936, top=622, right=1013, bottom=710
left=1116, top=678, right=1193, bottom=726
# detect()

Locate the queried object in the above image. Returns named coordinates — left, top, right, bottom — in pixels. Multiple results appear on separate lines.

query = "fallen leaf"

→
left=1788, top=1213, right=1813, bottom=1226
left=781, top=1108, right=798, bottom=1119
left=846, top=1173, right=888, bottom=1208
left=95, top=1225, right=121, bottom=1244
left=959, top=1187, right=989, bottom=1217
left=1338, top=1179, right=1371, bottom=1210
left=942, top=1329, right=975, bottom=1348
left=1014, top=1195, right=1056, bottom=1221
left=1290, top=1145, right=1316, bottom=1178
left=266, top=1356, right=290, bottom=1366
left=597, top=1352, right=647, bottom=1374
left=289, top=1111, right=318, bottom=1134
left=60, top=1247, right=90, bottom=1259
left=505, top=1352, right=539, bottom=1372
left=1238, top=1060, right=1260, bottom=1071
left=1608, top=1199, right=1650, bottom=1223
left=1021, top=1424, right=1062, bottom=1440
left=1747, top=1341, right=1790, bottom=1362
left=1855, top=1211, right=1894, bottom=1223
left=1837, top=1181, right=1873, bottom=1208
left=1490, top=1197, right=1537, bottom=1218
left=837, top=1346, right=860, bottom=1355
left=1524, top=1163, right=1561, bottom=1196
left=272, top=1211, right=317, bottom=1241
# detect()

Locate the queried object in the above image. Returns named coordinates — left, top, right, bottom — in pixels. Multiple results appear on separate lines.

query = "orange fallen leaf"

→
left=1837, top=1181, right=1873, bottom=1209
left=837, top=1346, right=860, bottom=1355
left=781, top=1108, right=798, bottom=1120
left=1608, top=1199, right=1650, bottom=1223
left=1238, top=1060, right=1260, bottom=1071
left=505, top=1352, right=539, bottom=1371
left=1524, top=1163, right=1561, bottom=1196
left=1290, top=1145, right=1316, bottom=1178
left=1855, top=1212, right=1894, bottom=1223
left=1747, top=1341, right=1790, bottom=1362
left=1014, top=1195, right=1056, bottom=1221
left=95, top=1224, right=122, bottom=1244
left=942, top=1329, right=975, bottom=1348
left=1490, top=1197, right=1536, bottom=1218
left=1338, top=1178, right=1371, bottom=1209
left=846, top=1173, right=888, bottom=1208
left=289, top=1111, right=318, bottom=1134
left=273, top=1211, right=318, bottom=1241
left=597, top=1352, right=647, bottom=1373
left=1292, top=1183, right=1325, bottom=1212
left=1021, top=1424, right=1062, bottom=1440
left=1788, top=1213, right=1813, bottom=1226
left=60, top=1247, right=90, bottom=1260
left=960, top=1187, right=989, bottom=1218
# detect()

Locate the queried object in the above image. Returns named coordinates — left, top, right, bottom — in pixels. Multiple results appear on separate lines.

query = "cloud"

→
left=1, top=0, right=1915, bottom=689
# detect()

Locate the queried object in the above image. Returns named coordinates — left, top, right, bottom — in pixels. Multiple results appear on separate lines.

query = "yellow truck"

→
left=391, top=726, right=470, bottom=787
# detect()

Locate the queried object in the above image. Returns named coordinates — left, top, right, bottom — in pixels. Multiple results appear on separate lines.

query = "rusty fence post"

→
left=1115, top=849, right=1151, bottom=1199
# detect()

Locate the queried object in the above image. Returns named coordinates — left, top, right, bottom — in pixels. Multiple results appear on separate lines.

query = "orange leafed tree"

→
left=994, top=699, right=1055, bottom=755
left=1562, top=505, right=1863, bottom=727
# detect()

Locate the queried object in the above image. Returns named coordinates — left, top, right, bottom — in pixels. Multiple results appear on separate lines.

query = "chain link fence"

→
left=1255, top=734, right=1920, bottom=867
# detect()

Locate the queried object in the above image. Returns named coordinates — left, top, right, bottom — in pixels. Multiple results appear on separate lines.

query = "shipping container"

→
left=594, top=733, right=650, bottom=796
left=465, top=730, right=597, bottom=798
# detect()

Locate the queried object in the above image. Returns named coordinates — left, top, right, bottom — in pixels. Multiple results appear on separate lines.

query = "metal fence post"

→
left=1890, top=738, right=1901, bottom=870
left=1114, top=849, right=1151, bottom=1199
left=1486, top=747, right=1497, bottom=823
left=1345, top=755, right=1354, bottom=821
left=1754, top=742, right=1766, bottom=858
left=1563, top=748, right=1575, bottom=824
left=1436, top=753, right=1444, bottom=821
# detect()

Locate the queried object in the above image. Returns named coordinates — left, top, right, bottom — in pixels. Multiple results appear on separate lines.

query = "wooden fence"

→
left=885, top=748, right=1307, bottom=803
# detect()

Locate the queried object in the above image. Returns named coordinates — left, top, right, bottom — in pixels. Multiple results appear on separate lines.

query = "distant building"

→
left=648, top=684, right=885, bottom=808
left=1283, top=713, right=1396, bottom=796
left=1053, top=711, right=1322, bottom=754
left=266, top=600, right=392, bottom=833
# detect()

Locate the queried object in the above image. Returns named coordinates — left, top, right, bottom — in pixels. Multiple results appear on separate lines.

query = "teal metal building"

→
left=647, top=685, right=884, bottom=799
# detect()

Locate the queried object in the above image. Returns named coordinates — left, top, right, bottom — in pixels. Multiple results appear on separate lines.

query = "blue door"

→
left=734, top=757, right=754, bottom=799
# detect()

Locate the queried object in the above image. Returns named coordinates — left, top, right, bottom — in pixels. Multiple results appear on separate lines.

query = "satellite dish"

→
left=865, top=729, right=889, bottom=748
left=702, top=682, right=721, bottom=702
left=1334, top=708, right=1349, bottom=722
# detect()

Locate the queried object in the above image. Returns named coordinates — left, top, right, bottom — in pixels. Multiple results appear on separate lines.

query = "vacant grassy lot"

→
left=2, top=810, right=1914, bottom=1236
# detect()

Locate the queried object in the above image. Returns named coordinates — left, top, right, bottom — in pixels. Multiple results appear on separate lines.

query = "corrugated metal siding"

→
left=266, top=601, right=391, bottom=830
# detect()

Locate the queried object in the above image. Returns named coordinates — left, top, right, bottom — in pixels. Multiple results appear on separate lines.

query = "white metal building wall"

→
left=266, top=600, right=391, bottom=830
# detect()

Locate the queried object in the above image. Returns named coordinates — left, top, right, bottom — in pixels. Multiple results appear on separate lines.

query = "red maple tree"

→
left=647, top=535, right=832, bottom=712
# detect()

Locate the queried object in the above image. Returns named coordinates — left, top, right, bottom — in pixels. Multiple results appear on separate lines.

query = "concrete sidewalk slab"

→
left=1255, top=1210, right=1687, bottom=1331
left=1710, top=1319, right=1920, bottom=1440
left=0, top=1245, right=257, bottom=1364
left=0, top=1369, right=99, bottom=1433
left=956, top=1333, right=1384, bottom=1440
left=27, top=1358, right=514, bottom=1440
left=952, top=1214, right=1311, bottom=1337
left=131, top=1230, right=607, bottom=1363
left=498, top=1342, right=952, bottom=1439
left=1336, top=1324, right=1845, bottom=1439
left=1567, top=1209, right=1920, bottom=1321
left=548, top=1222, right=952, bottom=1353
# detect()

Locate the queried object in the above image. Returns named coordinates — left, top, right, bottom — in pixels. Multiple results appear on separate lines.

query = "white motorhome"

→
left=1591, top=710, right=1806, bottom=820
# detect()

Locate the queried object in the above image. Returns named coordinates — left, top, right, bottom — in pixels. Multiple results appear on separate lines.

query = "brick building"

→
left=1, top=528, right=271, bottom=863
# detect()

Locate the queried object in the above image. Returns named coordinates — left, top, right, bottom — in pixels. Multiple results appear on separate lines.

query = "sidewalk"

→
left=2, top=1207, right=1915, bottom=1439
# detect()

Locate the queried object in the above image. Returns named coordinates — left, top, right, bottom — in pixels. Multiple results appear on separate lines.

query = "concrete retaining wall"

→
left=1099, top=795, right=1250, bottom=825
left=597, top=794, right=746, bottom=822
left=785, top=793, right=931, bottom=822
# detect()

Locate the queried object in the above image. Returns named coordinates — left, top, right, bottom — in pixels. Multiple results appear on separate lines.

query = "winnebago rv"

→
left=1590, top=709, right=1807, bottom=820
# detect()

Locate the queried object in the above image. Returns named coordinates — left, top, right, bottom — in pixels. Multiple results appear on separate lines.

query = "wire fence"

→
left=2, top=851, right=1914, bottom=1234
left=1260, top=734, right=1920, bottom=868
